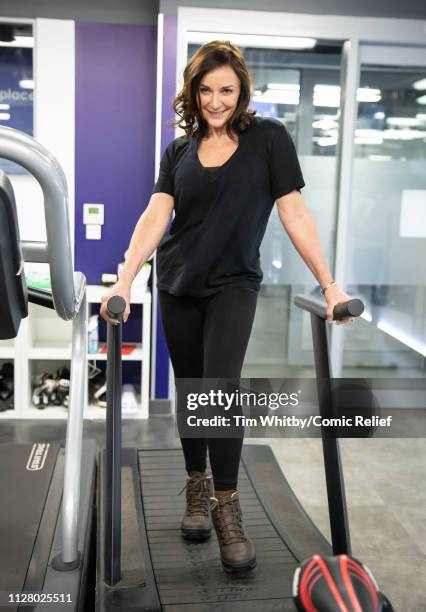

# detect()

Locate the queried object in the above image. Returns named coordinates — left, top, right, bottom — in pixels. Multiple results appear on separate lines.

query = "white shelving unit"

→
left=0, top=286, right=151, bottom=420
left=0, top=339, right=15, bottom=413
left=0, top=340, right=15, bottom=360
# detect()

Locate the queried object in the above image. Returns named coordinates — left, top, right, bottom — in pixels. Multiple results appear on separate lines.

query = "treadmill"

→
left=96, top=299, right=364, bottom=608
left=0, top=127, right=386, bottom=611
left=0, top=127, right=96, bottom=611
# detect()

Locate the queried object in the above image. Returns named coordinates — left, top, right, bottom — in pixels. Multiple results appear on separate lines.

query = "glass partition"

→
left=345, top=56, right=426, bottom=377
left=187, top=40, right=344, bottom=376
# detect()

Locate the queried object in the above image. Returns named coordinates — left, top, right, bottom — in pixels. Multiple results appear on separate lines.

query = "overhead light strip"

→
left=187, top=32, right=317, bottom=50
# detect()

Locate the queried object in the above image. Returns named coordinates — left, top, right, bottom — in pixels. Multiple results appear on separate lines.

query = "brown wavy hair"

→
left=171, top=40, right=256, bottom=141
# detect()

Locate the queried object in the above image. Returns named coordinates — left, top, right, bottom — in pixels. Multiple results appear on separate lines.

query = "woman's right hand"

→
left=100, top=280, right=131, bottom=325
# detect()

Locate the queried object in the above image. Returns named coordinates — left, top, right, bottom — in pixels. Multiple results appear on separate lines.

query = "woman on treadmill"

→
left=100, top=40, right=353, bottom=574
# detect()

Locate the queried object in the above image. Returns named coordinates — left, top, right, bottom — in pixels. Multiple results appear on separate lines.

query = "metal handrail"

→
left=294, top=293, right=359, bottom=555
left=294, top=294, right=364, bottom=321
left=0, top=126, right=84, bottom=320
left=104, top=296, right=126, bottom=586
left=294, top=294, right=329, bottom=319
left=0, top=127, right=87, bottom=567
left=60, top=292, right=87, bottom=567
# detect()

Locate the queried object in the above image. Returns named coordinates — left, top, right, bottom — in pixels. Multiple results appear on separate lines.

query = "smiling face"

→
left=198, top=64, right=241, bottom=135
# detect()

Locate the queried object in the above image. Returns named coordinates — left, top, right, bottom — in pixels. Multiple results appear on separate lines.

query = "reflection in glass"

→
left=355, top=67, right=426, bottom=160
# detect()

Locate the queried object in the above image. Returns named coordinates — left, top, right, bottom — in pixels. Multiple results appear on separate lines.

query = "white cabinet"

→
left=0, top=339, right=15, bottom=360
left=0, top=286, right=151, bottom=420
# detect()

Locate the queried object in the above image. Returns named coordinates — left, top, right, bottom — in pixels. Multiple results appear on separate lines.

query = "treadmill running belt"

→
left=0, top=443, right=60, bottom=594
left=138, top=448, right=300, bottom=612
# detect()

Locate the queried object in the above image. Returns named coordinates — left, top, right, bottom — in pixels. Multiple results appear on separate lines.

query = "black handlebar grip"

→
left=107, top=295, right=126, bottom=321
left=333, top=299, right=364, bottom=321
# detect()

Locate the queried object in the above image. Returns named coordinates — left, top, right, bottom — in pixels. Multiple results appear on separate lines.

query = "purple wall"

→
left=161, top=15, right=178, bottom=152
left=75, top=22, right=156, bottom=284
left=75, top=22, right=157, bottom=389
left=155, top=14, right=177, bottom=398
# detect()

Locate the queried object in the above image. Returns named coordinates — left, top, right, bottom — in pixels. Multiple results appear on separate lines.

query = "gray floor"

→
left=260, top=436, right=426, bottom=612
left=1, top=416, right=425, bottom=611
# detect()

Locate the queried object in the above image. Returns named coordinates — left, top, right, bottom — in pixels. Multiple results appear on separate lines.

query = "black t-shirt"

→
left=152, top=116, right=305, bottom=296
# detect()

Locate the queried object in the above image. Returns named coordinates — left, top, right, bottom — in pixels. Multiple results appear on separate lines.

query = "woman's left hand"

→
left=323, top=284, right=355, bottom=325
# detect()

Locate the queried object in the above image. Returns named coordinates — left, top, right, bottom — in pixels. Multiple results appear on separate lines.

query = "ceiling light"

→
left=383, top=128, right=426, bottom=140
left=0, top=104, right=10, bottom=110
left=373, top=111, right=385, bottom=120
left=187, top=32, right=317, bottom=50
left=354, top=129, right=383, bottom=145
left=359, top=94, right=382, bottom=103
left=312, top=85, right=382, bottom=106
left=267, top=83, right=300, bottom=91
left=315, top=136, right=338, bottom=147
left=312, top=118, right=338, bottom=130
left=253, top=91, right=299, bottom=105
left=313, top=96, right=340, bottom=108
left=314, top=84, right=340, bottom=95
left=313, top=85, right=340, bottom=108
left=357, top=88, right=381, bottom=103
left=412, top=78, right=426, bottom=91
left=386, top=117, right=421, bottom=127
left=0, top=113, right=11, bottom=120
left=416, top=94, right=426, bottom=105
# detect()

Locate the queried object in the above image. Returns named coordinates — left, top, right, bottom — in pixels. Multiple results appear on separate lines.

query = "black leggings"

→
left=159, top=287, right=258, bottom=490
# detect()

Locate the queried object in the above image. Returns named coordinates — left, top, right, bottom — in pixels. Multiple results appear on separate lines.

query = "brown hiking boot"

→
left=179, top=471, right=213, bottom=540
left=210, top=491, right=256, bottom=573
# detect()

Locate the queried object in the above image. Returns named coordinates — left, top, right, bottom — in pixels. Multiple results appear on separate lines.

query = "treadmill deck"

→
left=97, top=444, right=331, bottom=612
left=138, top=446, right=326, bottom=612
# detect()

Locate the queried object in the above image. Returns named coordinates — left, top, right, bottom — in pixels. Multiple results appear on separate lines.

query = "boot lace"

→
left=210, top=492, right=246, bottom=544
left=179, top=474, right=212, bottom=516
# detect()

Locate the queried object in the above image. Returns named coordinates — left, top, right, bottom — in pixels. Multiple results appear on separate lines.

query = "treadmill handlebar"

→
left=294, top=295, right=364, bottom=321
left=107, top=295, right=364, bottom=323
left=27, top=287, right=55, bottom=310
left=333, top=299, right=364, bottom=320
left=107, top=295, right=126, bottom=321
left=0, top=126, right=85, bottom=321
left=104, top=294, right=125, bottom=585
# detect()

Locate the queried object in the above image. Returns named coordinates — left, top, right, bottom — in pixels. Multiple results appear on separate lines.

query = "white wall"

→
left=13, top=19, right=75, bottom=263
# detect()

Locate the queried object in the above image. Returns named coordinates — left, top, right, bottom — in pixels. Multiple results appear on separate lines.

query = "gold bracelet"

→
left=121, top=268, right=135, bottom=281
left=321, top=281, right=336, bottom=295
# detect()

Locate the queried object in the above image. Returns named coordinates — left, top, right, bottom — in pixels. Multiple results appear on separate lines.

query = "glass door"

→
left=186, top=38, right=346, bottom=377
left=344, top=45, right=426, bottom=377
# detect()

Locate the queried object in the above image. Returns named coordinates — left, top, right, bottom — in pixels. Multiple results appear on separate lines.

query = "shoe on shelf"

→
left=179, top=471, right=213, bottom=540
left=210, top=490, right=256, bottom=573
